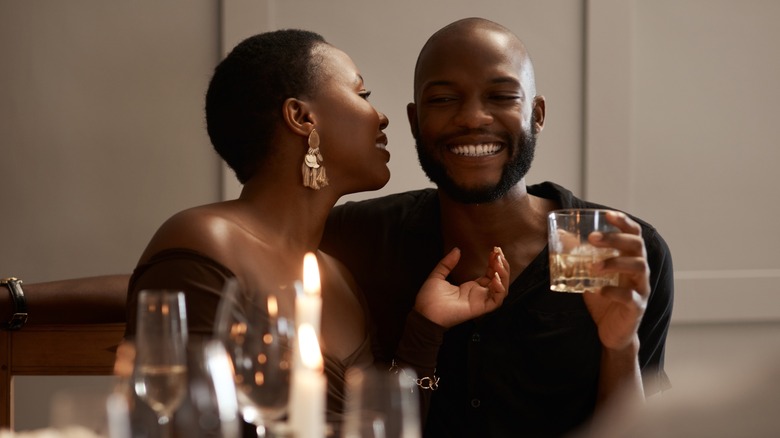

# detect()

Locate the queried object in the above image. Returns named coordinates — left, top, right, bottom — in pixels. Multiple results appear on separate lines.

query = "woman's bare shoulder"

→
left=138, top=203, right=242, bottom=264
left=317, top=250, right=360, bottom=294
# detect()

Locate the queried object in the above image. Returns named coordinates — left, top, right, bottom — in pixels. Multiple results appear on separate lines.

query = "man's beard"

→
left=414, top=118, right=537, bottom=204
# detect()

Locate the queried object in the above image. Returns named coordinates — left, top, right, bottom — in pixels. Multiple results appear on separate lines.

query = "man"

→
left=321, top=17, right=673, bottom=437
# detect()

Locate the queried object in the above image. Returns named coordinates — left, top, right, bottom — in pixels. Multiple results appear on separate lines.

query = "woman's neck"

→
left=237, top=177, right=339, bottom=253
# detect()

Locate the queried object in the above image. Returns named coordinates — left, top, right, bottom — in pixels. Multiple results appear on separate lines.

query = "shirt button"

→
left=471, top=333, right=481, bottom=342
left=471, top=398, right=481, bottom=408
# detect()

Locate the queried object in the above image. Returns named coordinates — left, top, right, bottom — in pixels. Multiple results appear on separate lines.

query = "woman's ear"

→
left=282, top=97, right=314, bottom=136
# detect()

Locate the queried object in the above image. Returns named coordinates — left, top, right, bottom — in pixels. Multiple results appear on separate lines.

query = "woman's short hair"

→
left=205, top=29, right=327, bottom=184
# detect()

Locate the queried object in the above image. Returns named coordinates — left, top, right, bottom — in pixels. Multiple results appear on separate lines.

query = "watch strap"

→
left=2, top=277, right=28, bottom=330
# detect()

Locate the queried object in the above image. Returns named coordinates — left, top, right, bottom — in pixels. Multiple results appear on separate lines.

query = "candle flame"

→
left=303, top=252, right=321, bottom=297
left=298, top=323, right=323, bottom=371
left=267, top=295, right=278, bottom=318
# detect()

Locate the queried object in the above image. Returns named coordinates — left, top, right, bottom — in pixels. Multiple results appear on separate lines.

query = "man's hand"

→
left=583, top=211, right=650, bottom=351
left=414, top=247, right=509, bottom=328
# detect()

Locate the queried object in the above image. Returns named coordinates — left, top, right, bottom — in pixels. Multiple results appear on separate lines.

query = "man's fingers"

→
left=606, top=210, right=641, bottom=235
left=593, top=286, right=645, bottom=308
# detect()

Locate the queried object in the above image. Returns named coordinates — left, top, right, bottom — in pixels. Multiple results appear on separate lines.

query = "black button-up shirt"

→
left=322, top=181, right=674, bottom=438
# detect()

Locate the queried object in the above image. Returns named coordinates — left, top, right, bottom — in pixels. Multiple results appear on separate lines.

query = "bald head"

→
left=413, top=17, right=537, bottom=100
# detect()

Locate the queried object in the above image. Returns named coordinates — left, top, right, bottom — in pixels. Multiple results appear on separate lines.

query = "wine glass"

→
left=170, top=337, right=242, bottom=438
left=342, top=367, right=421, bottom=438
left=215, top=278, right=295, bottom=437
left=133, top=290, right=189, bottom=437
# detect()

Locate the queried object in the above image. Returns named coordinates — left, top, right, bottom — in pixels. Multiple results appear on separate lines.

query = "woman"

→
left=124, top=29, right=508, bottom=430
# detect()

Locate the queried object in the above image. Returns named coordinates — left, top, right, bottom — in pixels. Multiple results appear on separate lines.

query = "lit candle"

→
left=297, top=252, right=323, bottom=337
left=288, top=323, right=326, bottom=438
left=267, top=294, right=278, bottom=318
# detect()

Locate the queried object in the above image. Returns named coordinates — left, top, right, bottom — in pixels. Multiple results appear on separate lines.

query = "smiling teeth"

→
left=451, top=143, right=501, bottom=157
left=376, top=143, right=387, bottom=150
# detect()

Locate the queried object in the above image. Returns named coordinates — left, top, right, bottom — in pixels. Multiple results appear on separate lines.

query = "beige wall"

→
left=0, top=1, right=221, bottom=282
left=2, top=0, right=780, bottom=431
left=1, top=1, right=221, bottom=430
left=586, top=0, right=780, bottom=323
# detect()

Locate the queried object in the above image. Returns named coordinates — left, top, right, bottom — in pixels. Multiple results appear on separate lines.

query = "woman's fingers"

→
left=427, top=247, right=461, bottom=281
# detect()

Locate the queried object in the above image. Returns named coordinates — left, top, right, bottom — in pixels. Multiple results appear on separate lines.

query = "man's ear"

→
left=532, top=95, right=546, bottom=135
left=282, top=97, right=314, bottom=136
left=406, top=102, right=419, bottom=139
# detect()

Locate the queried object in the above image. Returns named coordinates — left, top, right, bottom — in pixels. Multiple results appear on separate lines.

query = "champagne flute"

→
left=215, top=278, right=295, bottom=437
left=342, top=367, right=421, bottom=438
left=133, top=290, right=189, bottom=436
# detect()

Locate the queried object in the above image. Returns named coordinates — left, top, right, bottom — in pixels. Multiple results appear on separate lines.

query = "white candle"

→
left=289, top=323, right=326, bottom=438
left=297, top=252, right=323, bottom=337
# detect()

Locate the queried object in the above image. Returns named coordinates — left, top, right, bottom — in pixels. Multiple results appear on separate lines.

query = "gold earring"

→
left=302, top=129, right=328, bottom=190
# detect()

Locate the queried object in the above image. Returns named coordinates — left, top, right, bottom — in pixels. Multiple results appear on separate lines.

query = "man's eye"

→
left=427, top=96, right=456, bottom=104
left=359, top=90, right=372, bottom=100
left=491, top=94, right=520, bottom=101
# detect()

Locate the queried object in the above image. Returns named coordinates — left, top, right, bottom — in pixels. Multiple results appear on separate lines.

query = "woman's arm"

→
left=393, top=246, right=509, bottom=424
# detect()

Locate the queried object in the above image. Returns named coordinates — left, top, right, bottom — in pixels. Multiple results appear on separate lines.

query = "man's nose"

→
left=453, top=98, right=493, bottom=128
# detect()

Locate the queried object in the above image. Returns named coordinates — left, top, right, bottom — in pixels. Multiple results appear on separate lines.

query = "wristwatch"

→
left=1, top=277, right=28, bottom=330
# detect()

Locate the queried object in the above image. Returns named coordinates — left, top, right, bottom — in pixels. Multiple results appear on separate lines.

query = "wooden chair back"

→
left=0, top=275, right=129, bottom=429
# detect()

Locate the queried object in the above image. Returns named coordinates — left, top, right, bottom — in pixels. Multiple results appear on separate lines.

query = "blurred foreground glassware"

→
left=215, top=278, right=295, bottom=437
left=133, top=290, right=188, bottom=437
left=342, top=367, right=421, bottom=438
left=171, top=338, right=242, bottom=438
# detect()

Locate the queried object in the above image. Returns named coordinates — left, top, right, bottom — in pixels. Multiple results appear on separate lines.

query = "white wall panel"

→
left=586, top=0, right=780, bottom=322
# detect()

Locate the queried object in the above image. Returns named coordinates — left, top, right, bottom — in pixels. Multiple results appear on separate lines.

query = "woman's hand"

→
left=414, top=247, right=509, bottom=328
